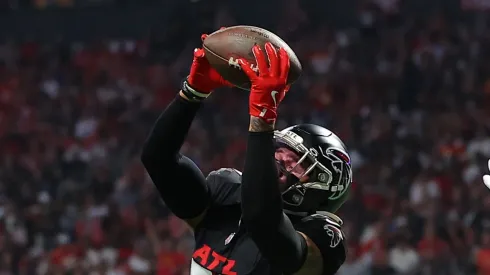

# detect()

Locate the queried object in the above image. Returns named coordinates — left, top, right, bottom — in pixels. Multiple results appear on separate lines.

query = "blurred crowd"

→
left=1, top=0, right=490, bottom=274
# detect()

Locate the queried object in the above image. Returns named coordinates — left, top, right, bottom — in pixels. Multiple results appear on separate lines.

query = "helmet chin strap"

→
left=282, top=174, right=308, bottom=211
left=281, top=175, right=325, bottom=215
left=284, top=173, right=299, bottom=190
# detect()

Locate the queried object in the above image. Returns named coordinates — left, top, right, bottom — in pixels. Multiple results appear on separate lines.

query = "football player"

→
left=141, top=33, right=352, bottom=275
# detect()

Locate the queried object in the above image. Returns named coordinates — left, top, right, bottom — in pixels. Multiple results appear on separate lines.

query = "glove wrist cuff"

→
left=181, top=78, right=211, bottom=102
left=249, top=104, right=277, bottom=122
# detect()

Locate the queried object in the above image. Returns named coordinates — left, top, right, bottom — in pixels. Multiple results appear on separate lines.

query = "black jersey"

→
left=190, top=168, right=346, bottom=275
left=140, top=96, right=348, bottom=274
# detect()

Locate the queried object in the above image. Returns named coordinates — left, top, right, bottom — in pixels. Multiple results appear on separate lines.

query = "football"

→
left=203, top=26, right=302, bottom=91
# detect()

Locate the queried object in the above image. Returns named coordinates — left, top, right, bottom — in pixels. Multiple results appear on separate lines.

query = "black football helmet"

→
left=273, top=124, right=352, bottom=214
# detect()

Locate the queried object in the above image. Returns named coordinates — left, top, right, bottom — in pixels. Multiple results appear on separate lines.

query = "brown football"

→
left=203, top=26, right=302, bottom=91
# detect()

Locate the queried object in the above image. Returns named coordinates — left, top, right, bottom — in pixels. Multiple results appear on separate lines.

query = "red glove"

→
left=187, top=33, right=232, bottom=94
left=238, top=42, right=290, bottom=123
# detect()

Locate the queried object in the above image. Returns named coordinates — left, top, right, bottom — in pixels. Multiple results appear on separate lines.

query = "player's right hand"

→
left=238, top=43, right=291, bottom=123
left=187, top=32, right=233, bottom=94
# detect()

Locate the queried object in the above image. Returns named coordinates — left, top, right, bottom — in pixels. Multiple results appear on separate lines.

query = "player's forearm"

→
left=241, top=129, right=282, bottom=223
left=241, top=129, right=307, bottom=273
left=141, top=93, right=210, bottom=220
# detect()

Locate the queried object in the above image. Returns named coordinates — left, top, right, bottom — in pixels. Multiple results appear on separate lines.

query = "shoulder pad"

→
left=301, top=212, right=342, bottom=227
left=205, top=168, right=242, bottom=205
left=300, top=213, right=344, bottom=249
left=206, top=168, right=242, bottom=184
left=314, top=211, right=343, bottom=225
left=296, top=212, right=346, bottom=273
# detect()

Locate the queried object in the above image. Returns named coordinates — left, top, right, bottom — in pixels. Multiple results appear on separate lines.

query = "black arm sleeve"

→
left=141, top=95, right=210, bottom=219
left=241, top=132, right=307, bottom=273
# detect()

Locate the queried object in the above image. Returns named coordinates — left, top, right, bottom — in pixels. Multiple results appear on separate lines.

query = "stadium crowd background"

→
left=1, top=0, right=490, bottom=274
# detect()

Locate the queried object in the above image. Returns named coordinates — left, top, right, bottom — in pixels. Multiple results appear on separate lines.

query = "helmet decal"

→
left=317, top=146, right=351, bottom=200
left=324, top=223, right=344, bottom=248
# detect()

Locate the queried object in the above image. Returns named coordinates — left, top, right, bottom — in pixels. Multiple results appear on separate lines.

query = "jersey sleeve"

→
left=205, top=168, right=242, bottom=206
left=295, top=214, right=347, bottom=275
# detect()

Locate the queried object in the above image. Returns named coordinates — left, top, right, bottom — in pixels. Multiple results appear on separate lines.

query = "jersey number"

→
left=193, top=244, right=237, bottom=275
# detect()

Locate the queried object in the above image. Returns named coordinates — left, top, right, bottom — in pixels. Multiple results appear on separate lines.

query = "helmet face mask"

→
left=273, top=125, right=352, bottom=214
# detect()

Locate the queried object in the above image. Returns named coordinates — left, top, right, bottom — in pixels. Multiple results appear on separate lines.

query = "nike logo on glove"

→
left=271, top=90, right=278, bottom=107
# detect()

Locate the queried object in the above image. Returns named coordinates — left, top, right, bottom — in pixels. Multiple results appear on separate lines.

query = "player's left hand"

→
left=238, top=42, right=290, bottom=123
left=484, top=159, right=490, bottom=190
left=187, top=29, right=233, bottom=94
